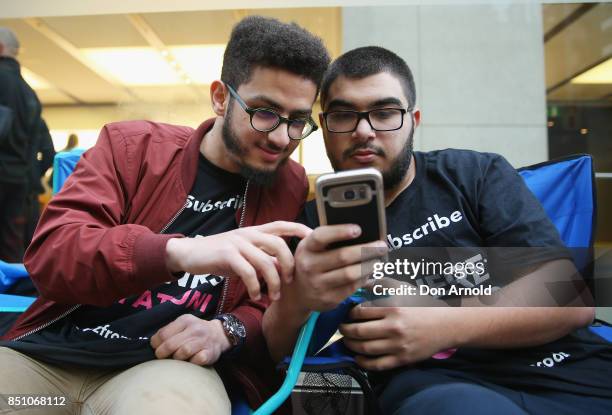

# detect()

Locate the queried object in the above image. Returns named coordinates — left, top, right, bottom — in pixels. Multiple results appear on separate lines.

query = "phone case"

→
left=315, top=168, right=387, bottom=248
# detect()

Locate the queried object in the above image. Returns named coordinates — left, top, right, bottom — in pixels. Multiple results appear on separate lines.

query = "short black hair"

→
left=320, top=46, right=416, bottom=109
left=221, top=16, right=331, bottom=93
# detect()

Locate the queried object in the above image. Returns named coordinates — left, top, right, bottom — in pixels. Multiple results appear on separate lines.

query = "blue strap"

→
left=253, top=312, right=320, bottom=415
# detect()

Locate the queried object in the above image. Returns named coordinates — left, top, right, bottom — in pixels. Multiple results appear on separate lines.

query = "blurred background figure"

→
left=23, top=118, right=55, bottom=249
left=0, top=27, right=42, bottom=263
left=60, top=133, right=78, bottom=152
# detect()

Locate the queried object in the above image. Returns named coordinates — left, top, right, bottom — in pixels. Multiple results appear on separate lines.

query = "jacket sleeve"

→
left=230, top=297, right=272, bottom=357
left=24, top=125, right=180, bottom=306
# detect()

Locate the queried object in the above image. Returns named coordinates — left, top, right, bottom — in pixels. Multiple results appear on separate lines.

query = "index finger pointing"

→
left=255, top=221, right=312, bottom=239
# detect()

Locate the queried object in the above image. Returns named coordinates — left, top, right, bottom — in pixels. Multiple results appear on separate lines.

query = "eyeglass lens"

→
left=326, top=109, right=404, bottom=132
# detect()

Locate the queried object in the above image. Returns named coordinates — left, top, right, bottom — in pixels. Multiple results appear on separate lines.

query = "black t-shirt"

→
left=302, top=150, right=567, bottom=247
left=301, top=149, right=612, bottom=397
left=2, top=154, right=247, bottom=368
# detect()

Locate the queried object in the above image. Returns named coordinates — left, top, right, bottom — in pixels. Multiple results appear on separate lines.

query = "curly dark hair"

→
left=320, top=46, right=416, bottom=109
left=221, top=16, right=331, bottom=93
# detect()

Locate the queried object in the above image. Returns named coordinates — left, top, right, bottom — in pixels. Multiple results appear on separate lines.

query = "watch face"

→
left=224, top=315, right=246, bottom=343
left=234, top=324, right=246, bottom=338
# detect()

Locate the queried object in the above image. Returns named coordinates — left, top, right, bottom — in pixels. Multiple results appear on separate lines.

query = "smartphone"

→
left=315, top=167, right=387, bottom=249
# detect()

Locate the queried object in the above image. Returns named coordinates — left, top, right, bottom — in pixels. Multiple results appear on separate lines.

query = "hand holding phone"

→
left=315, top=167, right=387, bottom=249
left=288, top=168, right=388, bottom=311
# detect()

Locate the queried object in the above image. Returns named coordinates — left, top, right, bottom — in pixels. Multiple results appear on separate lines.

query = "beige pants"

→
left=0, top=347, right=231, bottom=415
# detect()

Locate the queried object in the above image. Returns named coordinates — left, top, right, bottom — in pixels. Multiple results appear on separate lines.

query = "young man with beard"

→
left=0, top=16, right=330, bottom=414
left=264, top=46, right=612, bottom=414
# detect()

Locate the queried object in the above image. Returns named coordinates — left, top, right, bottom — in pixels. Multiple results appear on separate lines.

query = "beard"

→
left=221, top=105, right=281, bottom=187
left=329, top=122, right=414, bottom=191
left=382, top=124, right=414, bottom=190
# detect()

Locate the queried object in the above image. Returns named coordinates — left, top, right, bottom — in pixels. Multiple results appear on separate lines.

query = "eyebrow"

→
left=325, top=98, right=355, bottom=110
left=326, top=97, right=406, bottom=111
left=246, top=94, right=312, bottom=118
left=371, top=97, right=405, bottom=108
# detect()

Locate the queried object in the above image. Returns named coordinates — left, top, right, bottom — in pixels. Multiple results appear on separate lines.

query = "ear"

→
left=412, top=108, right=421, bottom=128
left=210, top=80, right=229, bottom=116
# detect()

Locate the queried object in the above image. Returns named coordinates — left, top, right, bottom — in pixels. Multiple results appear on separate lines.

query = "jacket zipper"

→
left=11, top=304, right=80, bottom=341
left=10, top=201, right=189, bottom=342
left=216, top=179, right=249, bottom=315
left=159, top=203, right=187, bottom=234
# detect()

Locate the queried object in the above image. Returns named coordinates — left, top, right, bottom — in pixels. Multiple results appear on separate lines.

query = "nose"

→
left=352, top=117, right=376, bottom=142
left=266, top=123, right=291, bottom=150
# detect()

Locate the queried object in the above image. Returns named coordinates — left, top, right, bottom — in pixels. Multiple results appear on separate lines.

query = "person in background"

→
left=45, top=132, right=79, bottom=194
left=0, top=27, right=42, bottom=263
left=23, top=118, right=55, bottom=249
left=60, top=133, right=78, bottom=152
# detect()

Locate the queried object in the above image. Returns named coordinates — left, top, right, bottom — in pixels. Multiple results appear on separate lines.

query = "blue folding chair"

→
left=0, top=261, right=28, bottom=294
left=518, top=154, right=595, bottom=248
left=254, top=153, right=611, bottom=415
left=0, top=261, right=35, bottom=313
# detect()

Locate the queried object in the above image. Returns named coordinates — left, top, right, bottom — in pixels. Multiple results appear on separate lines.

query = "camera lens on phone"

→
left=344, top=190, right=356, bottom=200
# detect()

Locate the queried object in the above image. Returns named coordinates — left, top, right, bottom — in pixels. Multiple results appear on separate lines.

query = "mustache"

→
left=260, top=139, right=288, bottom=154
left=342, top=144, right=385, bottom=160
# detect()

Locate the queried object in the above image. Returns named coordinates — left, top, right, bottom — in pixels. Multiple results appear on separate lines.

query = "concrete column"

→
left=342, top=3, right=548, bottom=168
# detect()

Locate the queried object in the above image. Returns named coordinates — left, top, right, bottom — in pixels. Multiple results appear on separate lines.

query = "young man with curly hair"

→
left=0, top=16, right=330, bottom=414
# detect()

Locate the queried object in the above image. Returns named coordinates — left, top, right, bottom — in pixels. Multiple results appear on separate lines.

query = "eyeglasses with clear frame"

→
left=225, top=84, right=318, bottom=140
left=322, top=107, right=414, bottom=133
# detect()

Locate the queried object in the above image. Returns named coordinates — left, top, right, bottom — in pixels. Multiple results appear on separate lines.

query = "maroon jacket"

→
left=2, top=119, right=308, bottom=407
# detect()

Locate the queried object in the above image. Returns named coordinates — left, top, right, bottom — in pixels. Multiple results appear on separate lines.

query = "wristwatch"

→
left=215, top=314, right=246, bottom=349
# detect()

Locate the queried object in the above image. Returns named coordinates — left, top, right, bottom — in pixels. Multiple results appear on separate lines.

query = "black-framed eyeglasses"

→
left=225, top=84, right=318, bottom=140
left=322, top=107, right=413, bottom=133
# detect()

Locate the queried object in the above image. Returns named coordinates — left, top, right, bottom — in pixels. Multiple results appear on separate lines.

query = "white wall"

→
left=342, top=3, right=549, bottom=168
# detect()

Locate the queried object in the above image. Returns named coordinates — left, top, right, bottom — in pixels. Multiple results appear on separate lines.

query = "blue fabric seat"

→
left=517, top=154, right=595, bottom=248
left=0, top=292, right=35, bottom=312
left=0, top=261, right=28, bottom=294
